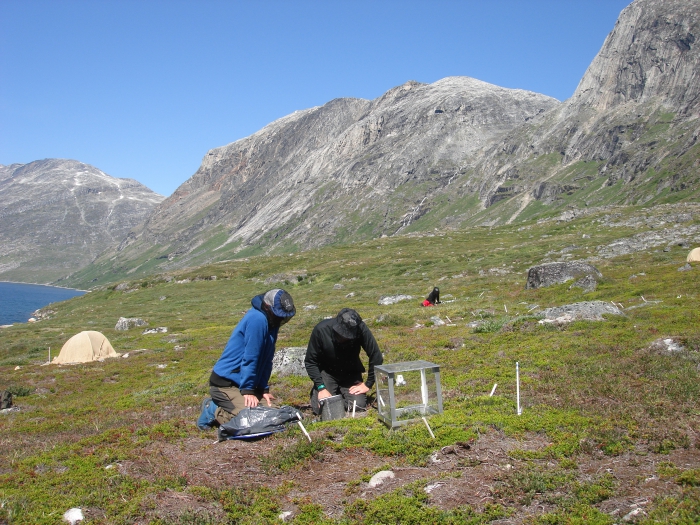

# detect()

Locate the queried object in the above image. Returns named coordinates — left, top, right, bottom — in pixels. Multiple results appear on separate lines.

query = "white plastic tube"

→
left=297, top=421, right=312, bottom=442
left=516, top=362, right=522, bottom=416
left=422, top=417, right=435, bottom=439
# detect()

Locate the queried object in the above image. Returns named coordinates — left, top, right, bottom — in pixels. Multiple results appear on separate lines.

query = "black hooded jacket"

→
left=304, top=318, right=383, bottom=389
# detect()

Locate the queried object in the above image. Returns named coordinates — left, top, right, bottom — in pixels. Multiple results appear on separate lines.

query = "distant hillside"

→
left=0, top=159, right=164, bottom=284
left=68, top=0, right=700, bottom=288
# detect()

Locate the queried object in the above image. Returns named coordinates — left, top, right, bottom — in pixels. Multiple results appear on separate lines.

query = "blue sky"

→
left=1, top=0, right=631, bottom=197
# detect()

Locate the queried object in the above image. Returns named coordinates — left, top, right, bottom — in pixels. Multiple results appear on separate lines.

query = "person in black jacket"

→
left=304, top=308, right=383, bottom=415
left=422, top=286, right=441, bottom=306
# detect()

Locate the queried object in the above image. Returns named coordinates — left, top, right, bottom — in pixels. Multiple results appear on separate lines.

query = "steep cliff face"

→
left=573, top=0, right=699, bottom=113
left=0, top=159, right=163, bottom=283
left=464, top=0, right=700, bottom=225
left=112, top=77, right=557, bottom=268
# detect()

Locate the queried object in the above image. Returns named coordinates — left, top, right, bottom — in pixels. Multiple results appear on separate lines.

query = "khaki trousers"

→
left=210, top=385, right=266, bottom=425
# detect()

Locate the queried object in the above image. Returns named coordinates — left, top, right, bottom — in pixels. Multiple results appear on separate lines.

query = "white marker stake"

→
left=422, top=417, right=435, bottom=439
left=48, top=347, right=51, bottom=363
left=504, top=304, right=508, bottom=313
left=297, top=421, right=312, bottom=442
left=516, top=362, right=522, bottom=416
left=489, top=383, right=498, bottom=397
left=352, top=400, right=357, bottom=418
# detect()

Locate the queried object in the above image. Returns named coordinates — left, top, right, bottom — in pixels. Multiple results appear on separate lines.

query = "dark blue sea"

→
left=0, top=282, right=86, bottom=325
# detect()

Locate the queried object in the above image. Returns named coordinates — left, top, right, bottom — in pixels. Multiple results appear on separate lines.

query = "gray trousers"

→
left=310, top=370, right=367, bottom=415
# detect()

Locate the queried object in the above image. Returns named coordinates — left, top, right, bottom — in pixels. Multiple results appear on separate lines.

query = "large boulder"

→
left=525, top=261, right=602, bottom=289
left=539, top=301, right=623, bottom=323
left=272, top=347, right=307, bottom=377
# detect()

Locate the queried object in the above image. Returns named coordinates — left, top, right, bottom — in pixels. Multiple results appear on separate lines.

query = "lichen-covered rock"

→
left=115, top=317, right=148, bottom=331
left=272, top=347, right=307, bottom=376
left=540, top=301, right=623, bottom=323
left=378, top=294, right=413, bottom=305
left=526, top=261, right=602, bottom=289
left=569, top=274, right=598, bottom=292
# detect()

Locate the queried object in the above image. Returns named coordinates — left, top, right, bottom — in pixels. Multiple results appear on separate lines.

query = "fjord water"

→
left=0, top=282, right=85, bottom=325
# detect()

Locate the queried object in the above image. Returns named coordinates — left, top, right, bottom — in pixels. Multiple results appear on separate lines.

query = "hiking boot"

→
left=197, top=397, right=218, bottom=430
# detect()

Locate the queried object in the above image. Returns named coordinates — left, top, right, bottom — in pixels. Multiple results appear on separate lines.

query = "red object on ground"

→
left=422, top=300, right=433, bottom=307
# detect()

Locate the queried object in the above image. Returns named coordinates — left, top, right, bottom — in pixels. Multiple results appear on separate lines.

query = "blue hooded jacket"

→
left=212, top=294, right=279, bottom=395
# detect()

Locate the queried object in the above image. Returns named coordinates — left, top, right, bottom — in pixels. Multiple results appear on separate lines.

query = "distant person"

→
left=197, top=289, right=296, bottom=430
left=305, top=308, right=383, bottom=415
left=422, top=286, right=441, bottom=306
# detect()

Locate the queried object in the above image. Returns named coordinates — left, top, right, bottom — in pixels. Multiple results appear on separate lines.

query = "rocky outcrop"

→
left=0, top=159, right=163, bottom=284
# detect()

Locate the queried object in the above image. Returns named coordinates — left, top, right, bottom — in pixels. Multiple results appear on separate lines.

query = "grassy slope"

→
left=1, top=205, right=699, bottom=524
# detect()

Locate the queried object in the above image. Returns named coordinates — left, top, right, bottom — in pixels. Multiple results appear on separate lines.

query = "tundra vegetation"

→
left=1, top=205, right=699, bottom=524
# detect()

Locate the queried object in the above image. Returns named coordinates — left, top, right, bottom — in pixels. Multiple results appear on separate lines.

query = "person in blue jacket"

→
left=197, top=288, right=296, bottom=430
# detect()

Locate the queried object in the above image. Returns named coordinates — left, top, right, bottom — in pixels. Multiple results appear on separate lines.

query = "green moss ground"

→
left=1, top=205, right=699, bottom=524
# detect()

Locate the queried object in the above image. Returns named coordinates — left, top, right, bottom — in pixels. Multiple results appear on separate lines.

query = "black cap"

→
left=333, top=308, right=362, bottom=339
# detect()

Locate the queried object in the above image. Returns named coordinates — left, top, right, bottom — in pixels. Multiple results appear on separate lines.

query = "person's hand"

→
left=244, top=394, right=259, bottom=408
left=262, top=392, right=275, bottom=407
left=317, top=388, right=332, bottom=400
left=349, top=383, right=369, bottom=395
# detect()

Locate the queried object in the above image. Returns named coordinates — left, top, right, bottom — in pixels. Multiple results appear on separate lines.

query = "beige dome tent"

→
left=688, top=247, right=700, bottom=263
left=53, top=331, right=118, bottom=364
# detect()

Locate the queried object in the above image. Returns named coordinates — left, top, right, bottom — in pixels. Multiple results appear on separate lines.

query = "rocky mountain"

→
left=71, top=0, right=699, bottom=286
left=0, top=159, right=164, bottom=284
left=452, top=0, right=700, bottom=226
left=87, top=78, right=557, bottom=277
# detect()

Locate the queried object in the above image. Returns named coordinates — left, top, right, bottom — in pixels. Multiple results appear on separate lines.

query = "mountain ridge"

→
left=20, top=0, right=700, bottom=287
left=0, top=159, right=164, bottom=284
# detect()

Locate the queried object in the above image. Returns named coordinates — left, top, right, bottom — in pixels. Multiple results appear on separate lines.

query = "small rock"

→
left=28, top=318, right=37, bottom=323
left=623, top=507, right=646, bottom=522
left=424, top=482, right=444, bottom=493
left=157, top=364, right=167, bottom=369
left=159, top=296, right=167, bottom=301
left=303, top=305, right=318, bottom=310
left=678, top=263, right=692, bottom=271
left=142, top=327, right=168, bottom=334
left=333, top=283, right=345, bottom=289
left=63, top=508, right=84, bottom=524
left=649, top=338, right=685, bottom=354
left=378, top=294, right=413, bottom=305
left=115, top=317, right=148, bottom=331
left=368, top=470, right=395, bottom=488
left=346, top=292, right=356, bottom=298
left=279, top=511, right=293, bottom=521
left=430, top=316, right=445, bottom=326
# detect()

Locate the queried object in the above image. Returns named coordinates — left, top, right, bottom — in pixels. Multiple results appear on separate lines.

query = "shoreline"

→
left=0, top=280, right=90, bottom=292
